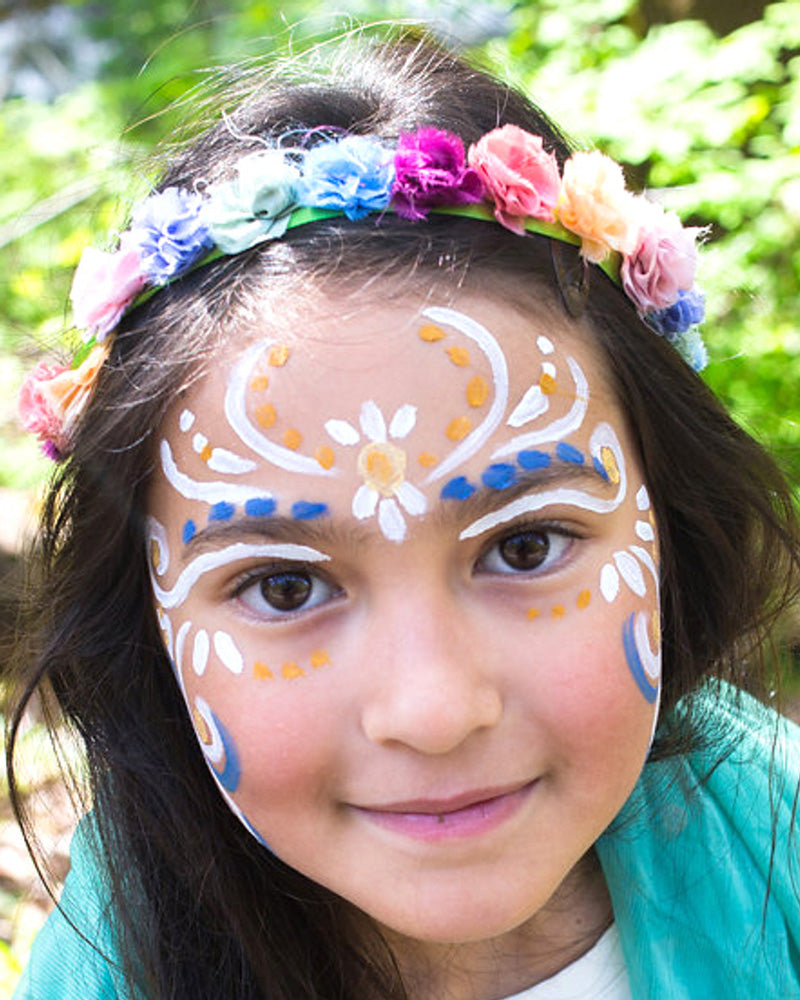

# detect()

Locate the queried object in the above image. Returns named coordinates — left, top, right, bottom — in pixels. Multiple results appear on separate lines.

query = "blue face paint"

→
left=212, top=712, right=242, bottom=793
left=555, top=442, right=585, bottom=465
left=481, top=463, right=517, bottom=490
left=182, top=519, right=197, bottom=544
left=622, top=613, right=659, bottom=704
left=441, top=476, right=477, bottom=500
left=517, top=449, right=551, bottom=471
left=593, top=456, right=610, bottom=481
left=209, top=501, right=236, bottom=522
left=291, top=501, right=329, bottom=520
left=244, top=497, right=277, bottom=518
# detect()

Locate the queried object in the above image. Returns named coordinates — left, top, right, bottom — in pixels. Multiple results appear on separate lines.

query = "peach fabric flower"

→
left=620, top=201, right=700, bottom=314
left=70, top=246, right=145, bottom=341
left=467, top=125, right=561, bottom=234
left=558, top=151, right=641, bottom=263
left=19, top=344, right=110, bottom=457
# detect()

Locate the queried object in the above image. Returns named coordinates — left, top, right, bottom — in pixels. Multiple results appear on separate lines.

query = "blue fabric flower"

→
left=126, top=187, right=213, bottom=285
left=294, top=136, right=395, bottom=221
left=645, top=288, right=706, bottom=340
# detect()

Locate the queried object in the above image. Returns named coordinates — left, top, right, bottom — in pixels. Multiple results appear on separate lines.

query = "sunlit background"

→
left=0, top=0, right=798, bottom=992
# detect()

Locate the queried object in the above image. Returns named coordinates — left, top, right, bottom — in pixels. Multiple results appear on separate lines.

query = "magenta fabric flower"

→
left=392, top=128, right=484, bottom=221
left=70, top=246, right=146, bottom=341
left=467, top=125, right=561, bottom=234
left=621, top=203, right=700, bottom=314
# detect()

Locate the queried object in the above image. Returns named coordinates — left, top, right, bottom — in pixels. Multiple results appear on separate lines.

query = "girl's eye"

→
left=236, top=569, right=340, bottom=618
left=477, top=527, right=572, bottom=576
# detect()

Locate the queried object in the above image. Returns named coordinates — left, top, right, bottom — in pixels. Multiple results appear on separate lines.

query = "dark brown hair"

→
left=6, top=30, right=799, bottom=1000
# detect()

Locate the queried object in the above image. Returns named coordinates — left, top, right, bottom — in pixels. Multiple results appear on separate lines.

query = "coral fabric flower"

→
left=467, top=125, right=561, bottom=234
left=70, top=246, right=146, bottom=342
left=392, top=127, right=484, bottom=221
left=295, top=136, right=395, bottom=221
left=621, top=201, right=700, bottom=314
left=558, top=150, right=641, bottom=263
left=206, top=150, right=300, bottom=253
left=18, top=343, right=110, bottom=458
left=125, top=187, right=213, bottom=285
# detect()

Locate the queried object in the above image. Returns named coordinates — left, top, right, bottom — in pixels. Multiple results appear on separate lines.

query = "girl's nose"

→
left=359, top=604, right=503, bottom=755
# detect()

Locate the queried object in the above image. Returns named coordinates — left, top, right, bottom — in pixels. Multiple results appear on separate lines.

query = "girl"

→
left=8, top=30, right=800, bottom=1000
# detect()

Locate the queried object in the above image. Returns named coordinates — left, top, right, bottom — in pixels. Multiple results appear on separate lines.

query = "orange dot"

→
left=540, top=373, right=557, bottom=395
left=268, top=344, right=291, bottom=366
left=256, top=403, right=277, bottom=428
left=651, top=610, right=661, bottom=646
left=315, top=445, right=335, bottom=470
left=283, top=428, right=303, bottom=450
left=418, top=324, right=446, bottom=342
left=466, top=375, right=489, bottom=407
left=282, top=662, right=305, bottom=680
left=527, top=607, right=541, bottom=621
left=193, top=709, right=211, bottom=744
left=310, top=649, right=331, bottom=669
left=446, top=416, right=472, bottom=441
left=551, top=604, right=566, bottom=619
left=577, top=589, right=591, bottom=610
left=150, top=540, right=160, bottom=570
left=446, top=346, right=471, bottom=367
left=253, top=661, right=273, bottom=681
left=417, top=451, right=438, bottom=467
left=199, top=443, right=213, bottom=463
left=250, top=375, right=269, bottom=391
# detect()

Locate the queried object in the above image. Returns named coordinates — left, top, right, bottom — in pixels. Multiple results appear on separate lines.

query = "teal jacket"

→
left=14, top=689, right=800, bottom=998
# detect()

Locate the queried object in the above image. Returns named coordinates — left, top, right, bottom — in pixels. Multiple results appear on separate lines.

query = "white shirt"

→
left=504, top=925, right=632, bottom=1000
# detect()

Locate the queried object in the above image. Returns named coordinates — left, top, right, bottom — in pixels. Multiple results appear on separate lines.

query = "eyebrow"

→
left=179, top=460, right=613, bottom=558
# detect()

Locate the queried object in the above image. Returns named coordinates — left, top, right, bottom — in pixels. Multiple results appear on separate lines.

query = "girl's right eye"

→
left=235, top=569, right=341, bottom=619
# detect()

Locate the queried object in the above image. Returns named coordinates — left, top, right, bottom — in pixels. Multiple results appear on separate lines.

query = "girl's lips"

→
left=354, top=781, right=536, bottom=842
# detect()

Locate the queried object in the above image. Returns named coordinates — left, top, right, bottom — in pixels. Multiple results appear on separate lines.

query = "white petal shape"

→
left=325, top=418, right=360, bottom=446
left=378, top=498, right=406, bottom=542
left=207, top=448, right=257, bottom=474
left=635, top=520, right=655, bottom=542
left=636, top=485, right=650, bottom=511
left=389, top=403, right=417, bottom=440
left=614, top=550, right=646, bottom=597
left=600, top=563, right=620, bottom=603
left=214, top=630, right=244, bottom=674
left=193, top=629, right=210, bottom=676
left=352, top=483, right=379, bottom=520
left=179, top=408, right=196, bottom=432
left=360, top=400, right=387, bottom=443
left=506, top=384, right=548, bottom=428
left=395, top=480, right=427, bottom=516
left=542, top=362, right=556, bottom=378
left=537, top=335, right=554, bottom=355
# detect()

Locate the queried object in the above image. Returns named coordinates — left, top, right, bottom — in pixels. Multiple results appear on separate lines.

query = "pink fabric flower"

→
left=557, top=151, right=641, bottom=263
left=467, top=125, right=561, bottom=234
left=620, top=201, right=700, bottom=314
left=18, top=344, right=110, bottom=458
left=70, top=246, right=145, bottom=341
left=392, top=128, right=484, bottom=221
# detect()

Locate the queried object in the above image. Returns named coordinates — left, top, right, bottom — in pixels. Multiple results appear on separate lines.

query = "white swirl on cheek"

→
left=150, top=542, right=330, bottom=610
left=420, top=306, right=510, bottom=485
left=160, top=439, right=275, bottom=504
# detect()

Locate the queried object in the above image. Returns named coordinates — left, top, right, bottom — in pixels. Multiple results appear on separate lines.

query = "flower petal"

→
left=359, top=400, right=387, bottom=443
left=352, top=483, right=379, bottom=520
left=388, top=403, right=417, bottom=440
left=325, top=418, right=360, bottom=446
left=378, top=498, right=406, bottom=542
left=394, top=480, right=427, bottom=517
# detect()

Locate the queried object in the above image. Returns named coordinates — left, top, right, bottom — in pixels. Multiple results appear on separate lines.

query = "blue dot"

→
left=441, top=476, right=476, bottom=501
left=291, top=501, right=329, bottom=520
left=244, top=497, right=276, bottom=518
left=556, top=442, right=585, bottom=465
left=208, top=501, right=235, bottom=522
left=182, top=519, right=197, bottom=544
left=517, top=450, right=551, bottom=471
left=481, top=463, right=517, bottom=490
left=593, top=456, right=610, bottom=481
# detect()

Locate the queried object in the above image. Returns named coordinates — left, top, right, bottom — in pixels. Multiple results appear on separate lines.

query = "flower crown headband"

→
left=20, top=123, right=706, bottom=462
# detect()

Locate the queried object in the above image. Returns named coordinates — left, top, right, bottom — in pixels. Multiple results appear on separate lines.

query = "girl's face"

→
left=146, top=289, right=660, bottom=947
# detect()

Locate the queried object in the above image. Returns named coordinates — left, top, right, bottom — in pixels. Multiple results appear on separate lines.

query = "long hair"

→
left=6, top=30, right=800, bottom=999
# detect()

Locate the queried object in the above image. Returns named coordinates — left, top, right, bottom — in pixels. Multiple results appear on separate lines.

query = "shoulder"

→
left=12, top=817, right=128, bottom=1000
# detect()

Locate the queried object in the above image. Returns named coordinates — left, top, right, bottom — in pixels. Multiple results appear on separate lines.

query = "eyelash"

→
left=229, top=521, right=582, bottom=620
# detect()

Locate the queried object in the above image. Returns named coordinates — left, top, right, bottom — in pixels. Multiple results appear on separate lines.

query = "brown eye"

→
left=499, top=531, right=550, bottom=571
left=260, top=572, right=312, bottom=611
left=238, top=569, right=339, bottom=618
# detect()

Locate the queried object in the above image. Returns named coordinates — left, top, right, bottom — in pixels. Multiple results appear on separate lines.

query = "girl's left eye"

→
left=476, top=526, right=573, bottom=576
left=235, top=569, right=341, bottom=619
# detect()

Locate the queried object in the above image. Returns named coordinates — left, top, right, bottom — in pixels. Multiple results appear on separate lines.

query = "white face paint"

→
left=145, top=289, right=662, bottom=960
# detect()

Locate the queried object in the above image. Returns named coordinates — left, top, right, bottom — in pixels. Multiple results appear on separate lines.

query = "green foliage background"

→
left=1, top=0, right=799, bottom=489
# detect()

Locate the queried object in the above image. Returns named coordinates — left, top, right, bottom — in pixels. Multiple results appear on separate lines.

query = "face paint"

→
left=146, top=290, right=662, bottom=948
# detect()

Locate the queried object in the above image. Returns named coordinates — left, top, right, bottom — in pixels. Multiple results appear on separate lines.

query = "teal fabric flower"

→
left=206, top=150, right=300, bottom=254
left=295, top=136, right=394, bottom=220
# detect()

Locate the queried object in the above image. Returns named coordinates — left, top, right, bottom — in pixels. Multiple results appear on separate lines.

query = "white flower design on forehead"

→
left=325, top=400, right=427, bottom=542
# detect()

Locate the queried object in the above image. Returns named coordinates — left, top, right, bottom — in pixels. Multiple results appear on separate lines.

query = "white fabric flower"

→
left=325, top=400, right=427, bottom=542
